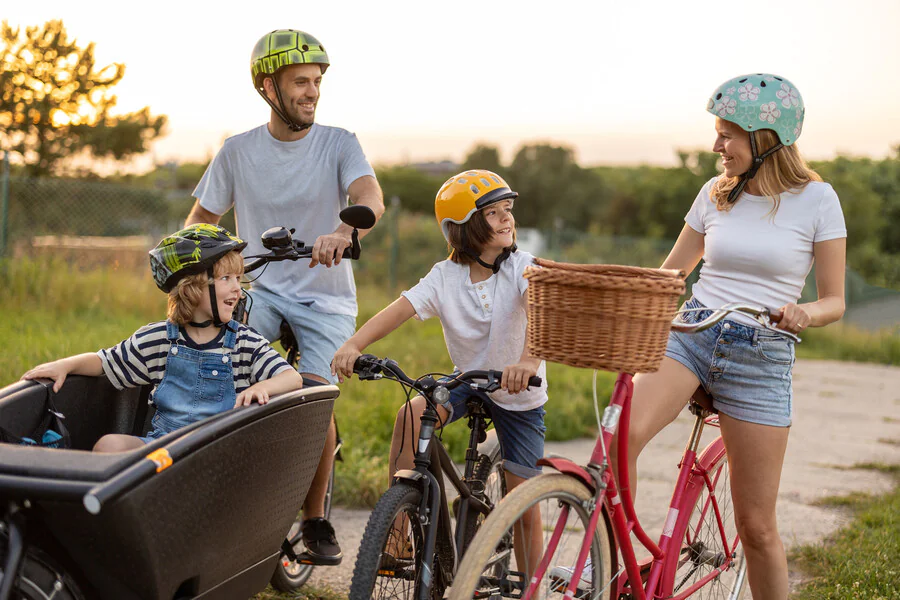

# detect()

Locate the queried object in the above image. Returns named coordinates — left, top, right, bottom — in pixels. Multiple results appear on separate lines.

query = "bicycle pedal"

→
left=295, top=551, right=342, bottom=566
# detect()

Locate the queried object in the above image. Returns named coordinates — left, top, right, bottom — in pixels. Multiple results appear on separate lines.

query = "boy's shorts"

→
left=665, top=297, right=795, bottom=428
left=247, top=288, right=356, bottom=384
left=435, top=375, right=546, bottom=479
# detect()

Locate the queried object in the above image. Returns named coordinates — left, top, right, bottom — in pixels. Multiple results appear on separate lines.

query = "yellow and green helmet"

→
left=251, top=29, right=329, bottom=92
left=706, top=73, right=805, bottom=146
left=149, top=224, right=246, bottom=293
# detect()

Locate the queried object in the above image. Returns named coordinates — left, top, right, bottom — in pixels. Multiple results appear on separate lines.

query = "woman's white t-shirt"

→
left=687, top=177, right=847, bottom=326
left=401, top=250, right=548, bottom=411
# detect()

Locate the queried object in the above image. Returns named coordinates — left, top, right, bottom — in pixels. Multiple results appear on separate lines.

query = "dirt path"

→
left=305, top=359, right=900, bottom=594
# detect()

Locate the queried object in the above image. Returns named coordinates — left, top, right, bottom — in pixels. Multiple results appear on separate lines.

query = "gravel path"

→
left=304, top=359, right=900, bottom=594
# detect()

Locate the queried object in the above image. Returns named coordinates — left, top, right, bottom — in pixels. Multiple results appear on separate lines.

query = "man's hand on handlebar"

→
left=310, top=231, right=353, bottom=268
left=502, top=358, right=542, bottom=394
left=331, top=341, right=363, bottom=383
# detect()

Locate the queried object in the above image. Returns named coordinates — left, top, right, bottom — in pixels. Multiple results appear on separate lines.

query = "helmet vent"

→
left=458, top=178, right=467, bottom=184
left=774, top=76, right=783, bottom=81
left=760, top=81, right=767, bottom=87
left=302, top=44, right=309, bottom=51
left=739, top=78, right=747, bottom=83
left=470, top=184, right=479, bottom=194
left=480, top=178, right=491, bottom=187
left=491, top=175, right=501, bottom=184
left=716, top=93, right=722, bottom=100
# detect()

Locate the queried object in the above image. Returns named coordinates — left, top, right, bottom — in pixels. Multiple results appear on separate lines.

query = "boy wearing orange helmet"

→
left=332, top=170, right=547, bottom=571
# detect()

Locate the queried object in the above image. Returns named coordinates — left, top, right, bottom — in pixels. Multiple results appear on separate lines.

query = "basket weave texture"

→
left=524, top=258, right=686, bottom=374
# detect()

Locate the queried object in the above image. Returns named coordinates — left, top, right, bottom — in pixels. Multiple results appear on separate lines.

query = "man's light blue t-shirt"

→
left=194, top=123, right=376, bottom=317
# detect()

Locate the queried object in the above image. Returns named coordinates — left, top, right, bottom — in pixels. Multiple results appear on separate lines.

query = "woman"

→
left=621, top=74, right=847, bottom=598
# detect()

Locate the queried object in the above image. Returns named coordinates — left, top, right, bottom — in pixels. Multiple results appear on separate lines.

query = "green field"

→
left=2, top=256, right=897, bottom=505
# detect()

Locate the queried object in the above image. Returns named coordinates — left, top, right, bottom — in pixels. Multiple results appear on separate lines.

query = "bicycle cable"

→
left=242, top=261, right=271, bottom=284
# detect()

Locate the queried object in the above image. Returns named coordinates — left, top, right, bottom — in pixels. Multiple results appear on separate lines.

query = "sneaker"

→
left=299, top=517, right=343, bottom=566
left=549, top=558, right=592, bottom=598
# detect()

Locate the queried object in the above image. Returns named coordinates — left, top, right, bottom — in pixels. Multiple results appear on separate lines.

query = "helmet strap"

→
left=207, top=267, right=226, bottom=328
left=727, top=132, right=784, bottom=203
left=261, top=77, right=313, bottom=133
left=462, top=244, right=518, bottom=274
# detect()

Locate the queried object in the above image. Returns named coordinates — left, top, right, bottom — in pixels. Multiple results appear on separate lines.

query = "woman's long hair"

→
left=167, top=250, right=244, bottom=325
left=711, top=128, right=822, bottom=214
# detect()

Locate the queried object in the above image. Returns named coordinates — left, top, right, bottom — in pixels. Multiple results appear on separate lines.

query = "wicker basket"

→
left=524, top=258, right=686, bottom=374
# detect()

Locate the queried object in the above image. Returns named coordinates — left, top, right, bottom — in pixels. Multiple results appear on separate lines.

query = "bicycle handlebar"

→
left=352, top=354, right=543, bottom=396
left=671, top=302, right=801, bottom=343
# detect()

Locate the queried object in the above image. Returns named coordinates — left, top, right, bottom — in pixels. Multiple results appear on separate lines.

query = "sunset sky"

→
left=6, top=0, right=900, bottom=169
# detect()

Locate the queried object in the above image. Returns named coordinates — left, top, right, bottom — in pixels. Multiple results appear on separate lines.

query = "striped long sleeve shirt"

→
left=97, top=321, right=293, bottom=394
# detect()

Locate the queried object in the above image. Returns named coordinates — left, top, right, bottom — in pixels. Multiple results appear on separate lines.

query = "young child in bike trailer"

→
left=332, top=169, right=548, bottom=572
left=21, top=224, right=304, bottom=453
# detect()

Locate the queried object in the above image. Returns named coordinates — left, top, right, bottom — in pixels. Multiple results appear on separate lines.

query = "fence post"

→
left=389, top=195, right=400, bottom=290
left=0, top=151, right=9, bottom=256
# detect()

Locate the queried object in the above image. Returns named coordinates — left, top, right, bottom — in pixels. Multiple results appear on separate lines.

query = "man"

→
left=185, top=29, right=384, bottom=565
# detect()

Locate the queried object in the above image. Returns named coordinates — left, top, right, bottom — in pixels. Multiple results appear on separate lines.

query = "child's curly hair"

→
left=167, top=250, right=244, bottom=326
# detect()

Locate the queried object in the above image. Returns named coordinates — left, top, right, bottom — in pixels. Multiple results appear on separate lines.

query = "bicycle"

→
left=238, top=204, right=375, bottom=591
left=448, top=303, right=800, bottom=600
left=346, top=354, right=543, bottom=600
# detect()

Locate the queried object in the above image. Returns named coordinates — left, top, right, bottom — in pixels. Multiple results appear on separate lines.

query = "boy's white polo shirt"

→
left=401, top=250, right=548, bottom=411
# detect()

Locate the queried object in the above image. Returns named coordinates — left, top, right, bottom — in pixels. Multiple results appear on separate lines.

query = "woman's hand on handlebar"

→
left=502, top=358, right=541, bottom=395
left=310, top=231, right=352, bottom=268
left=331, top=341, right=363, bottom=383
left=771, top=302, right=811, bottom=335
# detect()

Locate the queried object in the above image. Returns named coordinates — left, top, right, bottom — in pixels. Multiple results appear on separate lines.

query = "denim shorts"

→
left=247, top=288, right=356, bottom=384
left=435, top=375, right=546, bottom=479
left=665, top=297, right=795, bottom=427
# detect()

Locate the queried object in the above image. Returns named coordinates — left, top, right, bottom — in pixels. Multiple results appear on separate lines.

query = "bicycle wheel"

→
left=270, top=460, right=335, bottom=591
left=0, top=539, right=85, bottom=600
left=448, top=473, right=615, bottom=600
left=669, top=439, right=748, bottom=599
left=350, top=482, right=443, bottom=600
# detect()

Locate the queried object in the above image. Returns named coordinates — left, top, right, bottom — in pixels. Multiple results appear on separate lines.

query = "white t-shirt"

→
left=401, top=250, right=548, bottom=411
left=687, top=177, right=847, bottom=326
left=193, top=123, right=376, bottom=317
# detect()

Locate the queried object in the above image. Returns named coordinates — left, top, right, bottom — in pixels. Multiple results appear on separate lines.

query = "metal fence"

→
left=1, top=165, right=897, bottom=332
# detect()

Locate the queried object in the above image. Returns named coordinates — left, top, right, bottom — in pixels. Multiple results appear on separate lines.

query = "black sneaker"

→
left=299, top=517, right=343, bottom=566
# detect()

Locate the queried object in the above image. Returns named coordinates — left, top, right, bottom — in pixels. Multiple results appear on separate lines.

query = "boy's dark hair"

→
left=446, top=209, right=517, bottom=265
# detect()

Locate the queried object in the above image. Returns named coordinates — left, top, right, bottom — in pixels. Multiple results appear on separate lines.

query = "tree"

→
left=0, top=20, right=166, bottom=176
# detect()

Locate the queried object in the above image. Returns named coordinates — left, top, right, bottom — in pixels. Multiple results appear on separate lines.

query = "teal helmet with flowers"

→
left=706, top=73, right=805, bottom=146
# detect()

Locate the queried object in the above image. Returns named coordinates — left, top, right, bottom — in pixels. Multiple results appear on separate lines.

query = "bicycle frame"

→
left=531, top=373, right=736, bottom=600
left=394, top=396, right=496, bottom=600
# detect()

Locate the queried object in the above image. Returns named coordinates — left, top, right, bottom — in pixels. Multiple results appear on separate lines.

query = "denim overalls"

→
left=142, top=320, right=239, bottom=442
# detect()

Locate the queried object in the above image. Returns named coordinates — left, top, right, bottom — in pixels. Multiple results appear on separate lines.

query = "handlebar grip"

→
left=528, top=376, right=543, bottom=388
left=353, top=354, right=379, bottom=373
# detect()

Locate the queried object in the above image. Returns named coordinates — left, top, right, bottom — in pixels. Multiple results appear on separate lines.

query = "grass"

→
left=790, top=463, right=900, bottom=599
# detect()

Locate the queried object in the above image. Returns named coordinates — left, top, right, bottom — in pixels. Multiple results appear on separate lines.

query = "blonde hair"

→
left=711, top=128, right=822, bottom=214
left=166, top=251, right=244, bottom=326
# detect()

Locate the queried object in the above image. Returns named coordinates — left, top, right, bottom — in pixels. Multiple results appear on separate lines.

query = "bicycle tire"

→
left=448, top=473, right=615, bottom=600
left=269, top=460, right=335, bottom=592
left=349, top=482, right=444, bottom=600
left=668, top=437, right=748, bottom=599
left=0, top=539, right=85, bottom=600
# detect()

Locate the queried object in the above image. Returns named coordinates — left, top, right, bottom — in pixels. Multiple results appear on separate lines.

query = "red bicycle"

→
left=448, top=303, right=799, bottom=600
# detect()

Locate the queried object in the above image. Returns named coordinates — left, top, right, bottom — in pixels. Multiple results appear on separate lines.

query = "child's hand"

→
left=21, top=360, right=71, bottom=393
left=501, top=360, right=540, bottom=395
left=331, top=341, right=362, bottom=383
left=235, top=385, right=270, bottom=407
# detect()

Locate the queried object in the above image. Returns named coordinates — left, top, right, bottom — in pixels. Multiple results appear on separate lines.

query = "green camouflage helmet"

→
left=251, top=29, right=329, bottom=91
left=149, top=224, right=247, bottom=293
left=706, top=74, right=805, bottom=146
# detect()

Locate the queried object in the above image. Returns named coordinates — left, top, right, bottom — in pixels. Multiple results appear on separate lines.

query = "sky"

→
left=5, top=0, right=900, bottom=170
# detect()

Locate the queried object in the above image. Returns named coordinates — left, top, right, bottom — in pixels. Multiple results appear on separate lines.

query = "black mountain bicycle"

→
left=347, top=354, right=541, bottom=600
left=238, top=204, right=375, bottom=591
